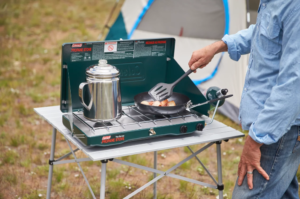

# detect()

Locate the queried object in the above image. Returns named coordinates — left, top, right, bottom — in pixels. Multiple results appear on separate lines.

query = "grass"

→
left=0, top=0, right=298, bottom=198
left=2, top=172, right=17, bottom=185
left=107, top=168, right=120, bottom=180
left=10, top=134, right=26, bottom=147
left=121, top=154, right=149, bottom=167
left=180, top=160, right=192, bottom=170
left=1, top=150, right=19, bottom=165
left=54, top=167, right=65, bottom=183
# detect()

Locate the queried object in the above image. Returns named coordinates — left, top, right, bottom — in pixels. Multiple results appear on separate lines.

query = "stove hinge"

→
left=61, top=100, right=67, bottom=105
left=63, top=64, right=68, bottom=69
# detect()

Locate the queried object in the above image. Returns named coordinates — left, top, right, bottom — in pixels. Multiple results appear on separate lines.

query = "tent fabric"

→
left=137, top=0, right=225, bottom=40
left=105, top=0, right=248, bottom=123
left=106, top=12, right=128, bottom=40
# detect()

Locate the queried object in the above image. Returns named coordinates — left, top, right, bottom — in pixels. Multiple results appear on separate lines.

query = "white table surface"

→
left=34, top=106, right=244, bottom=161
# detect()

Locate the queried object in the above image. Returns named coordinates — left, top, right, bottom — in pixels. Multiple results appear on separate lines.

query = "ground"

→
left=0, top=1, right=299, bottom=199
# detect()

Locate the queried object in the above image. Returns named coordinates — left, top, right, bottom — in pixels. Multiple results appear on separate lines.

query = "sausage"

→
left=160, top=99, right=169, bottom=107
left=152, top=101, right=161, bottom=106
left=167, top=101, right=176, bottom=106
left=141, top=101, right=150, bottom=105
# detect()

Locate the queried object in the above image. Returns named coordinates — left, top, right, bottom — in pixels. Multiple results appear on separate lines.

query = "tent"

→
left=105, top=0, right=258, bottom=123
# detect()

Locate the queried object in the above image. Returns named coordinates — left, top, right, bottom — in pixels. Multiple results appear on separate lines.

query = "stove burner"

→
left=94, top=122, right=113, bottom=128
left=153, top=115, right=167, bottom=119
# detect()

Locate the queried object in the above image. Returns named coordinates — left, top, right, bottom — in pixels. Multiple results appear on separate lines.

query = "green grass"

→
left=37, top=143, right=49, bottom=151
left=56, top=181, right=70, bottom=192
left=109, top=192, right=120, bottom=199
left=54, top=167, right=65, bottom=183
left=1, top=150, right=19, bottom=165
left=20, top=158, right=31, bottom=168
left=179, top=180, right=188, bottom=192
left=35, top=165, right=49, bottom=177
left=121, top=154, right=149, bottom=167
left=107, top=168, right=120, bottom=180
left=107, top=179, right=126, bottom=198
left=157, top=193, right=173, bottom=199
left=23, top=191, right=42, bottom=199
left=2, top=172, right=17, bottom=185
left=180, top=160, right=191, bottom=170
left=10, top=135, right=26, bottom=147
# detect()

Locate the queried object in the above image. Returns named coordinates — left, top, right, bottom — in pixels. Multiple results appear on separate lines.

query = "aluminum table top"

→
left=34, top=106, right=244, bottom=161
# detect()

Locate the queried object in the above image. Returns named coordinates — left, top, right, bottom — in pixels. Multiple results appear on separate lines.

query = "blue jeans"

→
left=232, top=126, right=300, bottom=199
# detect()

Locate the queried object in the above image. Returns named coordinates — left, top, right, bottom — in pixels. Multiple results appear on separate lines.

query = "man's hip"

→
left=232, top=126, right=300, bottom=199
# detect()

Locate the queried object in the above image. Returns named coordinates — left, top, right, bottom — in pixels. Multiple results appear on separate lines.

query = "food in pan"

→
left=140, top=99, right=176, bottom=107
left=160, top=99, right=168, bottom=106
left=141, top=101, right=150, bottom=105
left=167, top=101, right=176, bottom=106
left=152, top=101, right=161, bottom=106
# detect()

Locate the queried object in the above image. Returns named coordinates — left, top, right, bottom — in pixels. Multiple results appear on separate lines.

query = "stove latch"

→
left=149, top=128, right=156, bottom=136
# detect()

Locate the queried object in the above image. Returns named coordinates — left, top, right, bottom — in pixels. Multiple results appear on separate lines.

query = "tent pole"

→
left=246, top=0, right=250, bottom=27
left=98, top=0, right=120, bottom=40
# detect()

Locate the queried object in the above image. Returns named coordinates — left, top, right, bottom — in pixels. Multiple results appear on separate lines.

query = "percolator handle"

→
left=79, top=82, right=93, bottom=110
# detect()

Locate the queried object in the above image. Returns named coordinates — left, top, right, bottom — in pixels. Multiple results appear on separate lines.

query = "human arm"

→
left=238, top=7, right=300, bottom=190
left=248, top=9, right=300, bottom=145
left=189, top=24, right=255, bottom=70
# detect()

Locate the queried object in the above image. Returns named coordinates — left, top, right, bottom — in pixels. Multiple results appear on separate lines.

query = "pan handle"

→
left=189, top=94, right=233, bottom=109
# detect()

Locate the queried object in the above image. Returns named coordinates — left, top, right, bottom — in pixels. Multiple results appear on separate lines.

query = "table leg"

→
left=46, top=128, right=57, bottom=199
left=153, top=151, right=157, bottom=199
left=100, top=160, right=107, bottom=199
left=216, top=142, right=223, bottom=199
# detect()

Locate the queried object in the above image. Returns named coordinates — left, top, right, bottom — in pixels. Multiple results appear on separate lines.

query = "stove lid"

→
left=86, top=59, right=119, bottom=78
left=60, top=38, right=209, bottom=117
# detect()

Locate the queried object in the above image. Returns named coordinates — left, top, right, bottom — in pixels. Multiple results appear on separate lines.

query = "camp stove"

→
left=60, top=38, right=219, bottom=147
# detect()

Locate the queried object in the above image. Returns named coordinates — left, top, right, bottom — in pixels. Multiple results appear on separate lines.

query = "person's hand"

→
left=238, top=136, right=269, bottom=189
left=188, top=41, right=228, bottom=72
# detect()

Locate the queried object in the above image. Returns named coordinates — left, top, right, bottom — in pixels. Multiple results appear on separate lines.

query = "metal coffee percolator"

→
left=78, top=59, right=122, bottom=122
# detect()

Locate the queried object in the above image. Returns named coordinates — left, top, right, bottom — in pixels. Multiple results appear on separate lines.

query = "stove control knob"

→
left=196, top=123, right=204, bottom=131
left=180, top=125, right=188, bottom=133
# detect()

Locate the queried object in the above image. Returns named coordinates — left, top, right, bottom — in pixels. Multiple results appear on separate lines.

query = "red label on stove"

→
left=72, top=43, right=82, bottom=47
left=102, top=136, right=111, bottom=140
left=101, top=135, right=124, bottom=144
left=116, top=135, right=124, bottom=142
left=102, top=138, right=115, bottom=144
left=71, top=48, right=91, bottom=52
left=145, top=40, right=166, bottom=45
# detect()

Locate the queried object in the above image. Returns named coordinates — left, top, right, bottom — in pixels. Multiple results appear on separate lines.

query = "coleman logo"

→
left=116, top=135, right=125, bottom=142
left=102, top=138, right=115, bottom=144
left=102, top=136, right=111, bottom=140
left=72, top=43, right=82, bottom=47
left=102, top=135, right=125, bottom=144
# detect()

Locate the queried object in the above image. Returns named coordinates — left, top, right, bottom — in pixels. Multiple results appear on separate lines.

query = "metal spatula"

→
left=148, top=69, right=194, bottom=101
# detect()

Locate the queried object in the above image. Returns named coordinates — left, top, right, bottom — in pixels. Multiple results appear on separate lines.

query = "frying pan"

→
left=134, top=92, right=233, bottom=116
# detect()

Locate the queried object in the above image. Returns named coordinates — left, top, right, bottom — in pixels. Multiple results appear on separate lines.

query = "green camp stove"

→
left=60, top=38, right=223, bottom=147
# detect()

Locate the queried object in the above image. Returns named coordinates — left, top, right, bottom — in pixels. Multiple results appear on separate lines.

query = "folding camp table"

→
left=34, top=106, right=244, bottom=199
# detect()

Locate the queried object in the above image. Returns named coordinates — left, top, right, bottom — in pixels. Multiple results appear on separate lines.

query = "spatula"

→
left=148, top=69, right=194, bottom=101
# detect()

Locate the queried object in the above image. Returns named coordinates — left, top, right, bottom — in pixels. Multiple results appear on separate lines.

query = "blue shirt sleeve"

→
left=222, top=24, right=255, bottom=61
left=249, top=9, right=300, bottom=144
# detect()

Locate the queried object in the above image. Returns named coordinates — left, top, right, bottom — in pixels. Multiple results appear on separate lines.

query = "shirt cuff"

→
left=248, top=123, right=277, bottom=145
left=222, top=34, right=239, bottom=61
